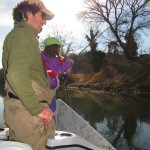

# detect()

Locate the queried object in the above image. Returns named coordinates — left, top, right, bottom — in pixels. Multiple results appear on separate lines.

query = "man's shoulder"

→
left=7, top=27, right=36, bottom=45
left=13, top=26, right=32, bottom=36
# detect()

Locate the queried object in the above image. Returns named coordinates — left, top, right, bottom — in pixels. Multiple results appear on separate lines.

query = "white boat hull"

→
left=47, top=130, right=102, bottom=150
left=0, top=141, right=32, bottom=150
left=54, top=99, right=115, bottom=150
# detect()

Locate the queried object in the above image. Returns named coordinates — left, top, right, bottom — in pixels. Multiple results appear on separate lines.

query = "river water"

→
left=0, top=91, right=150, bottom=150
left=57, top=89, right=150, bottom=150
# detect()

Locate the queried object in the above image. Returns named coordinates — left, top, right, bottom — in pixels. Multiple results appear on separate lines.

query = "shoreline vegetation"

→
left=67, top=55, right=150, bottom=97
left=0, top=55, right=150, bottom=97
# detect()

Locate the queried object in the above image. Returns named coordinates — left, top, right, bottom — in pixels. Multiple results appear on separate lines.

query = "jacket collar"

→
left=14, top=21, right=39, bottom=36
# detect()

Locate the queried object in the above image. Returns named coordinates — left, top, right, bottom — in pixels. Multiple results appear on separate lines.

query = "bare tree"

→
left=108, top=41, right=119, bottom=54
left=85, top=28, right=106, bottom=71
left=78, top=0, right=150, bottom=59
left=86, top=28, right=99, bottom=52
left=86, top=28, right=99, bottom=71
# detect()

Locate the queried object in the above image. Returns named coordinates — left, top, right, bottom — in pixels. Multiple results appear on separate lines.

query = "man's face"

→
left=27, top=11, right=46, bottom=33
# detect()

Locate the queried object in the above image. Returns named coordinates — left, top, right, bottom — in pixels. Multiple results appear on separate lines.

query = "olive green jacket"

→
left=2, top=22, right=55, bottom=115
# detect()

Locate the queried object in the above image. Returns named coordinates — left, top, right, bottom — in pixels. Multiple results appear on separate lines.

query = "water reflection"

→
left=57, top=90, right=150, bottom=150
left=0, top=89, right=150, bottom=150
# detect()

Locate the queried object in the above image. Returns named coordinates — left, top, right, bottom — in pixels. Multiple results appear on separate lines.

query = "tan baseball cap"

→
left=27, top=0, right=54, bottom=20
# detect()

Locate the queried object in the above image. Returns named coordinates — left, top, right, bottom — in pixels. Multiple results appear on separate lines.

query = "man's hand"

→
left=37, top=106, right=53, bottom=124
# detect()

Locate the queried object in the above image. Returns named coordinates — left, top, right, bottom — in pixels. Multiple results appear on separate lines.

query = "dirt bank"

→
left=68, top=55, right=150, bottom=96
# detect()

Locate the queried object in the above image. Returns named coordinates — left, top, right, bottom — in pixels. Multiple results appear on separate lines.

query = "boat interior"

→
left=0, top=99, right=115, bottom=150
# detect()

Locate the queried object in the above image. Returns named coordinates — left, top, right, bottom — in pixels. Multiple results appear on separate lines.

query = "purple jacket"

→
left=41, top=51, right=73, bottom=88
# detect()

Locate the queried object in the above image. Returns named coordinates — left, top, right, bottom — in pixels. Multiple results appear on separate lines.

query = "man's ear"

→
left=26, top=12, right=32, bottom=20
left=23, top=12, right=28, bottom=22
left=18, top=10, right=28, bottom=22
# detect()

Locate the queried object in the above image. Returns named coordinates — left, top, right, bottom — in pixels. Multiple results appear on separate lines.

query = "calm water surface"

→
left=57, top=90, right=150, bottom=150
left=0, top=91, right=150, bottom=150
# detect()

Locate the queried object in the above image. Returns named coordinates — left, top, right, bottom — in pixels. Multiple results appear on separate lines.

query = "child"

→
left=41, top=37, right=73, bottom=119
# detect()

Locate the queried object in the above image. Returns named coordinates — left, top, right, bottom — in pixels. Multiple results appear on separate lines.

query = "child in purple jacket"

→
left=41, top=37, right=73, bottom=120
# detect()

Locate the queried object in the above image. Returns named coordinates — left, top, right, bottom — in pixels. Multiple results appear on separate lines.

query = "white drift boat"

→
left=0, top=99, right=116, bottom=150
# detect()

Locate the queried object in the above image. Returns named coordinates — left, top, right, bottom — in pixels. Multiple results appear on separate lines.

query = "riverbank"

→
left=0, top=55, right=150, bottom=97
left=68, top=83, right=150, bottom=96
left=68, top=55, right=150, bottom=96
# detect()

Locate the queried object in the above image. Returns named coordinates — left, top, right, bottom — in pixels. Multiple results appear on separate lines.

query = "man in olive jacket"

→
left=2, top=0, right=55, bottom=149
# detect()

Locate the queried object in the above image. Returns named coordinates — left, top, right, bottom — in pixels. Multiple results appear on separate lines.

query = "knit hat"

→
left=44, top=37, right=65, bottom=48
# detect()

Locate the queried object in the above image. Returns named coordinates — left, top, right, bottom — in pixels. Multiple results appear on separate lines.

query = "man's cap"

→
left=27, top=0, right=54, bottom=20
left=44, top=37, right=65, bottom=48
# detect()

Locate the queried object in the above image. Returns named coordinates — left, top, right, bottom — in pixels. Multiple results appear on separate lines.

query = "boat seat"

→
left=0, top=128, right=32, bottom=150
left=0, top=141, right=32, bottom=150
left=46, top=130, right=101, bottom=150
